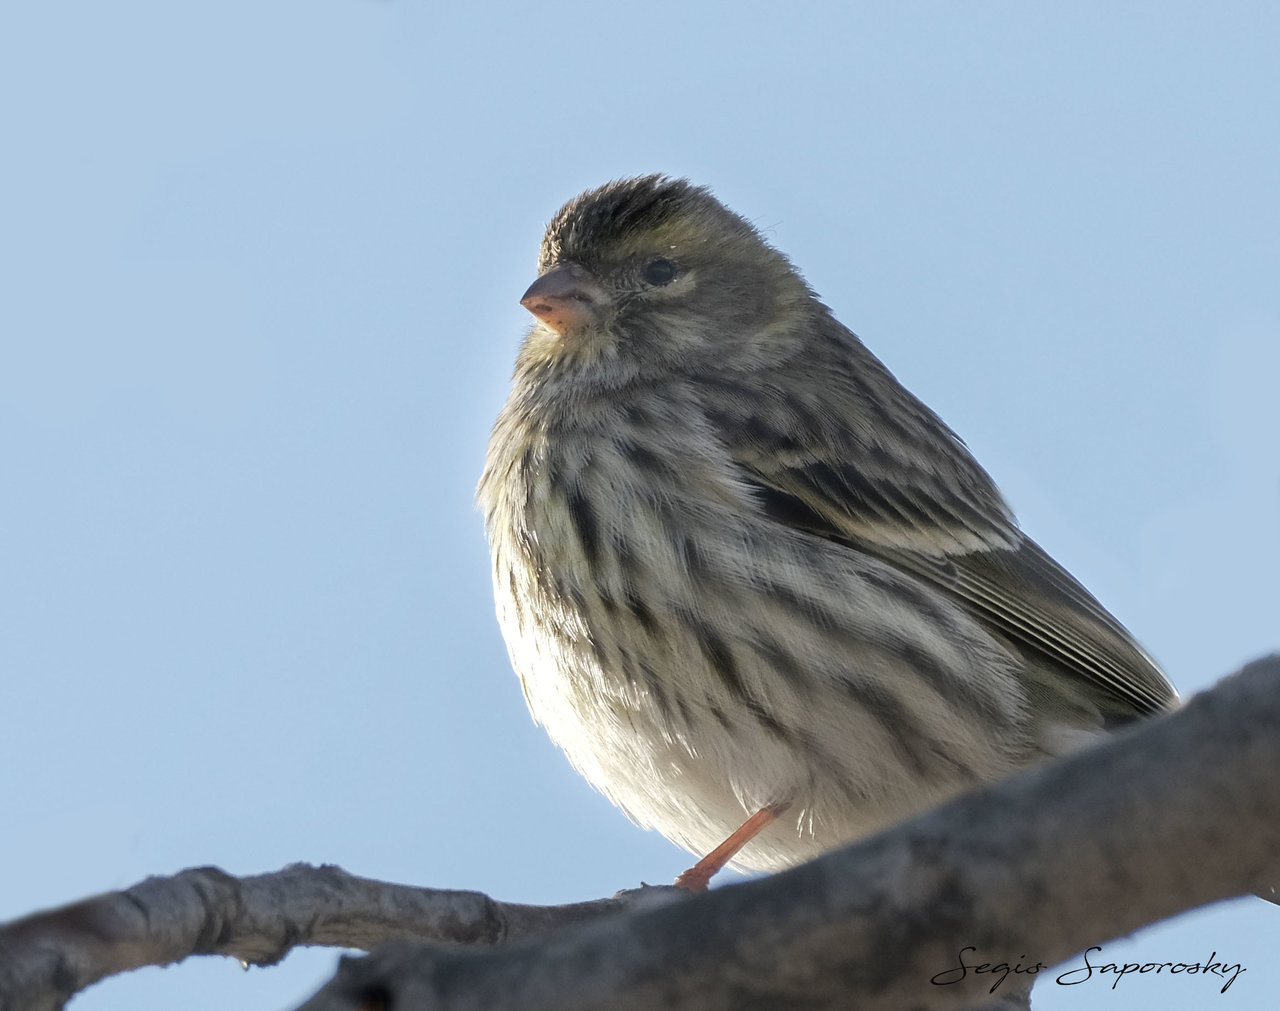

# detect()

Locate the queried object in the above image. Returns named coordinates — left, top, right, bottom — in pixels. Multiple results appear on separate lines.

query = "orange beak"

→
left=520, top=263, right=610, bottom=336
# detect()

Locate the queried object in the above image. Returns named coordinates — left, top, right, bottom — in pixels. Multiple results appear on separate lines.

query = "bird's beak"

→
left=520, top=263, right=610, bottom=336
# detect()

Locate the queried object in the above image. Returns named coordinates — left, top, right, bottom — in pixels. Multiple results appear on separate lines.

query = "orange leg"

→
left=673, top=807, right=781, bottom=892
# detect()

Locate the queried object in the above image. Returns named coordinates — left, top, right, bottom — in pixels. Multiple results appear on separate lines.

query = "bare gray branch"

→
left=0, top=864, right=682, bottom=1011
left=299, top=655, right=1280, bottom=1011
left=2, top=656, right=1276, bottom=1011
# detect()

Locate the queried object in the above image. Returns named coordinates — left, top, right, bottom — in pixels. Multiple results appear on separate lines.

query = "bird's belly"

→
left=492, top=524, right=1037, bottom=871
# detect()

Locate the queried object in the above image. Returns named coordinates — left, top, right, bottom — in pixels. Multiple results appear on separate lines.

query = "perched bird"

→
left=478, top=175, right=1178, bottom=890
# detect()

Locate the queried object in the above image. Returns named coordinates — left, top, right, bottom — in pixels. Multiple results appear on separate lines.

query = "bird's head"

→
left=517, top=175, right=817, bottom=382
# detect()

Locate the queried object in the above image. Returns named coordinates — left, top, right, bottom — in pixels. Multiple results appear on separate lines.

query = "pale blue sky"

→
left=2, top=3, right=1277, bottom=1009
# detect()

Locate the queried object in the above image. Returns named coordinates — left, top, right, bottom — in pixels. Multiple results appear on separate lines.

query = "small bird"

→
left=478, top=175, right=1178, bottom=890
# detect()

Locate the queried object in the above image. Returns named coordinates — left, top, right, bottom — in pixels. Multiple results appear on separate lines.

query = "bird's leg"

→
left=673, top=805, right=785, bottom=892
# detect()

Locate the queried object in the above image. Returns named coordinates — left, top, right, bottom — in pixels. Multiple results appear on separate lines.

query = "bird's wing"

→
left=696, top=338, right=1178, bottom=718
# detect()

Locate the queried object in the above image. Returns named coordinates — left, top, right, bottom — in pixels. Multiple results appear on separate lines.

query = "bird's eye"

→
left=642, top=258, right=678, bottom=287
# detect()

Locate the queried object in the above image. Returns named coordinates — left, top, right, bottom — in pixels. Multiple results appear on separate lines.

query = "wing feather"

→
left=699, top=321, right=1178, bottom=718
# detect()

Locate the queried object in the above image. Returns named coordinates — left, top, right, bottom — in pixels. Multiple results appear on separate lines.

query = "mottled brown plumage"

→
left=478, top=175, right=1177, bottom=874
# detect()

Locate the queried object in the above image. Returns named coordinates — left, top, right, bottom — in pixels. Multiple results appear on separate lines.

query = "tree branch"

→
left=297, top=654, right=1280, bottom=1011
left=0, top=864, right=682, bottom=1011
left=2, top=656, right=1276, bottom=1011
